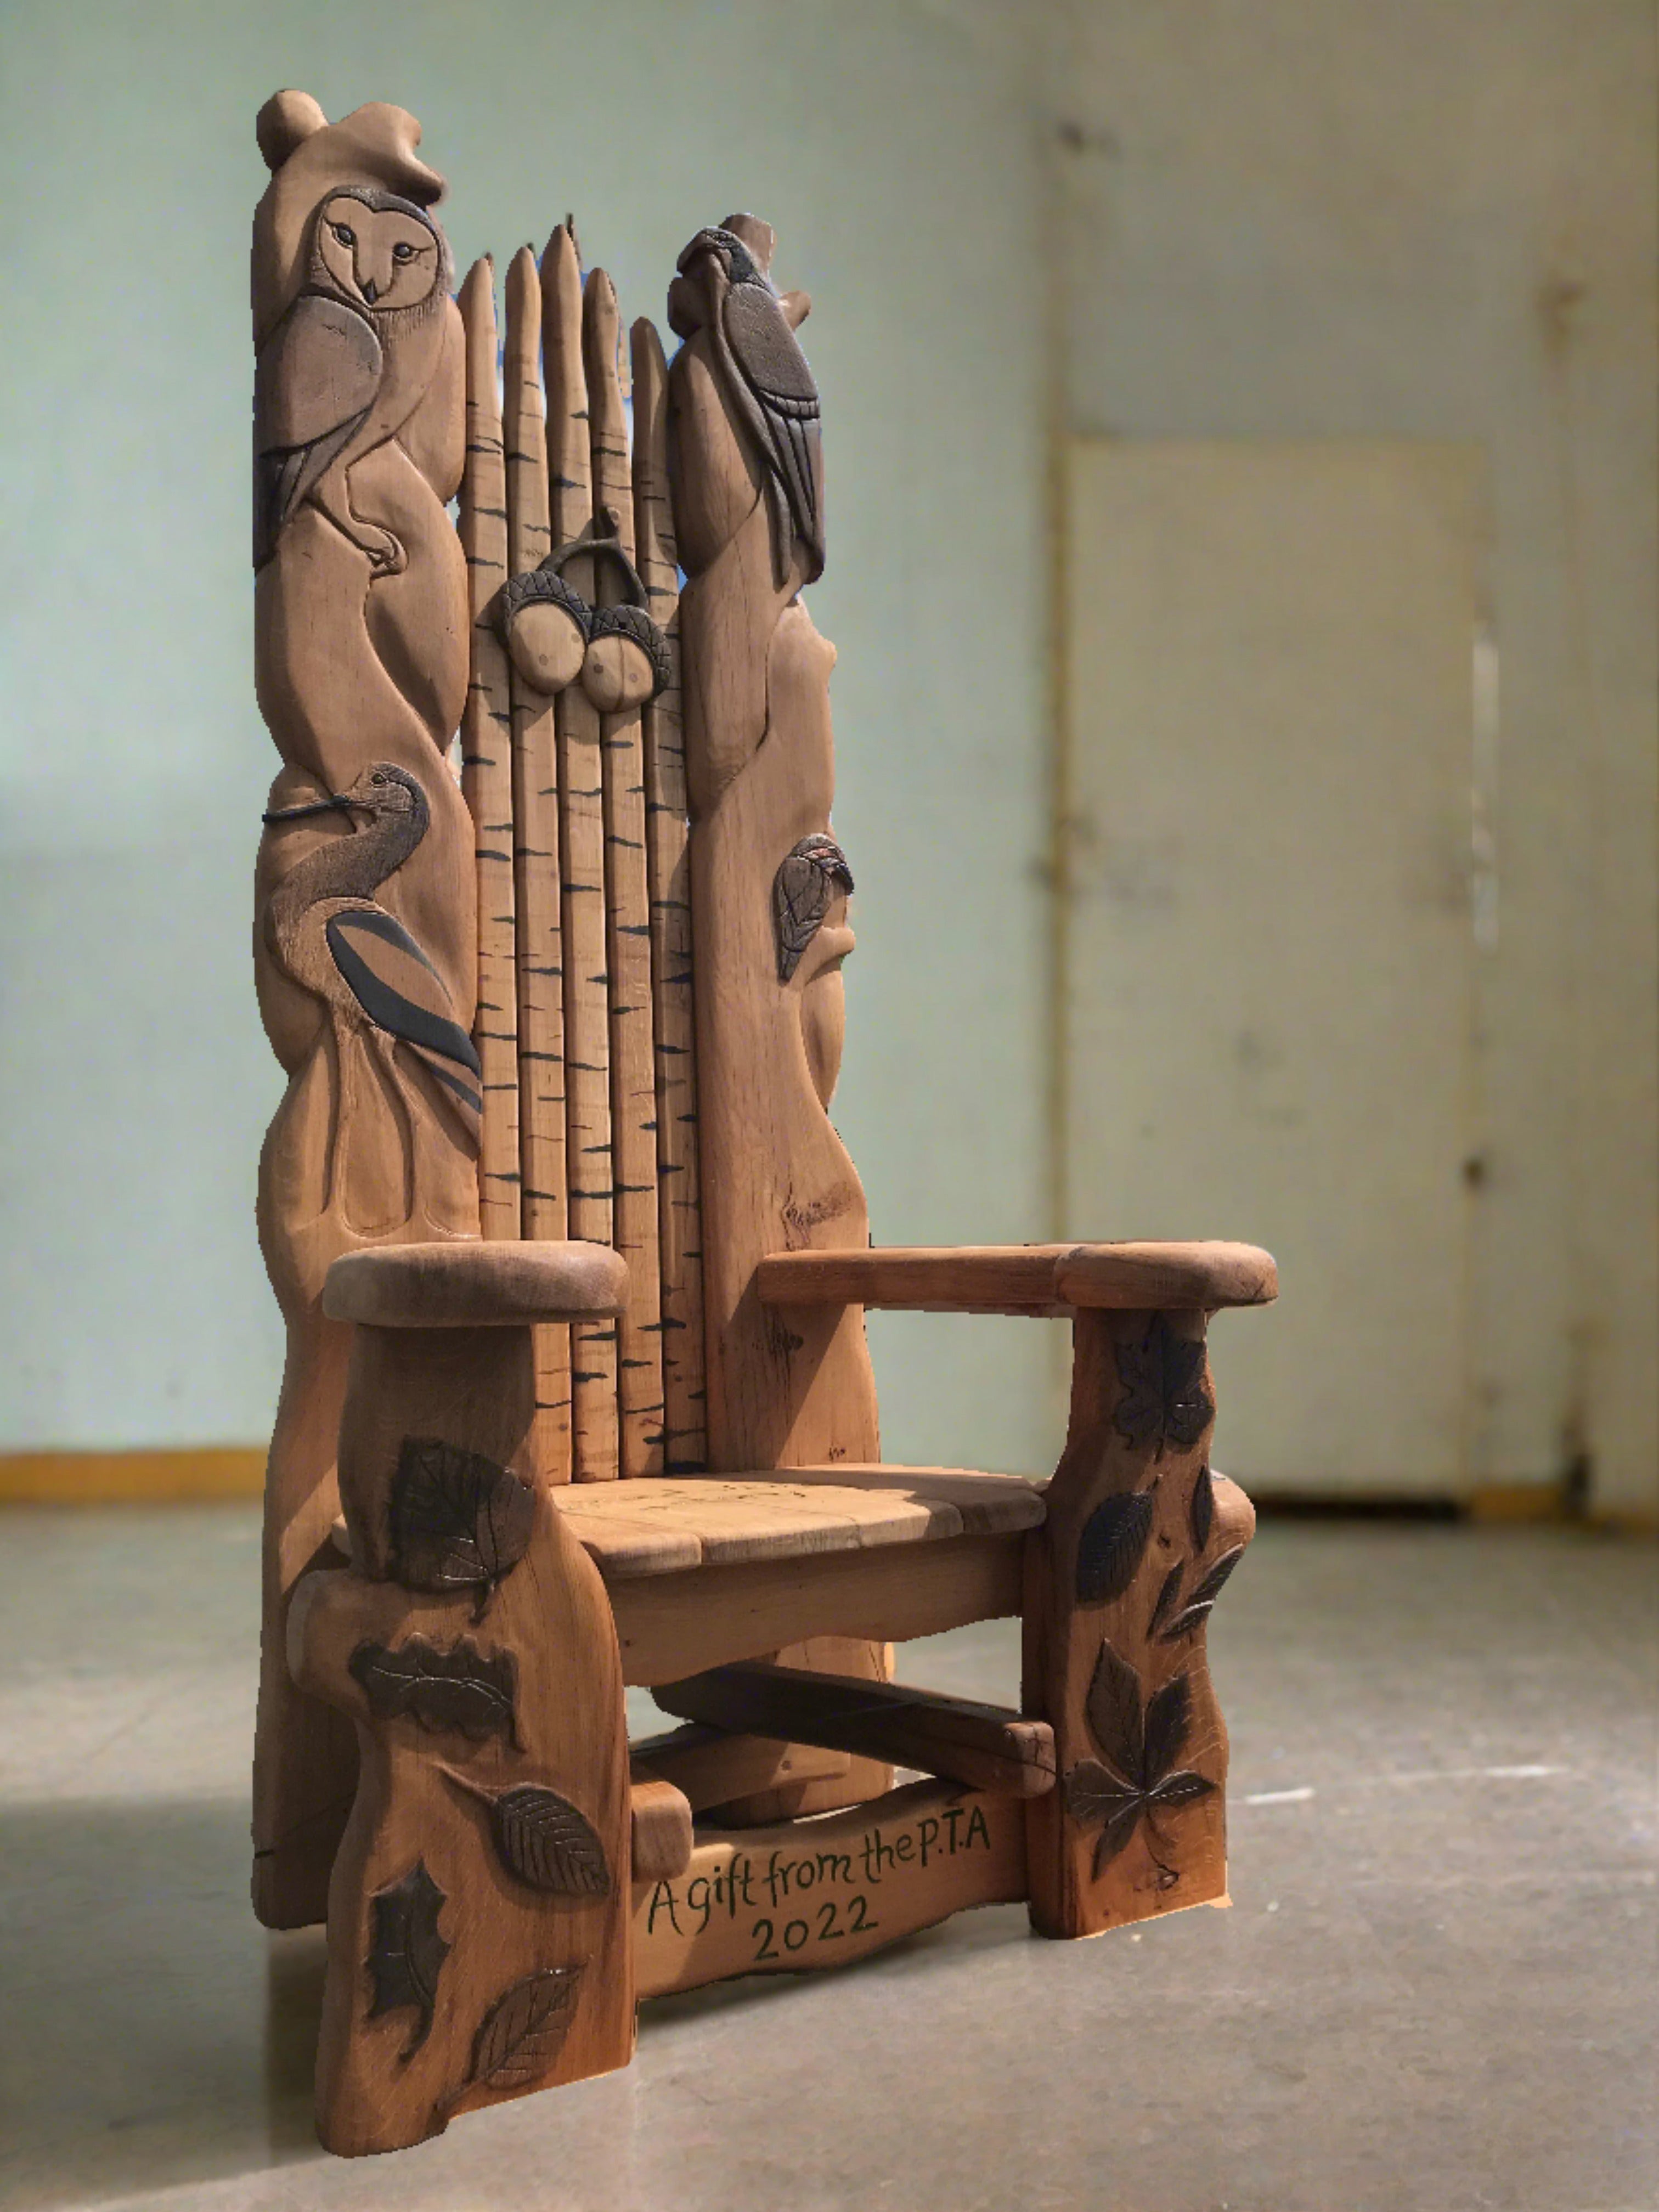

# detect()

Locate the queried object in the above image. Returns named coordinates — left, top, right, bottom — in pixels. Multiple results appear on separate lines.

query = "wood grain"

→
left=544, top=227, right=619, bottom=1480
left=503, top=244, right=573, bottom=1478
left=586, top=272, right=664, bottom=1478
left=323, top=1239, right=628, bottom=1328
left=629, top=1722, right=851, bottom=1812
left=633, top=1780, right=1026, bottom=2000
left=1023, top=1310, right=1254, bottom=1938
left=633, top=316, right=707, bottom=1472
left=656, top=1662, right=1057, bottom=1798
left=289, top=1314, right=633, bottom=2154
left=457, top=257, right=520, bottom=1244
left=251, top=98, right=477, bottom=1929
left=606, top=1531, right=1026, bottom=1686
left=757, top=1242, right=1280, bottom=1315
left=629, top=1774, right=694, bottom=1883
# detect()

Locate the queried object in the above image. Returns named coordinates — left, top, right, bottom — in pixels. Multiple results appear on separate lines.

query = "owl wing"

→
left=721, top=280, right=825, bottom=584
left=253, top=294, right=382, bottom=567
left=325, top=906, right=482, bottom=1148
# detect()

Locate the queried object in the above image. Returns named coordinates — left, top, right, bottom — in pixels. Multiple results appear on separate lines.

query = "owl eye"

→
left=392, top=242, right=415, bottom=263
left=331, top=223, right=356, bottom=247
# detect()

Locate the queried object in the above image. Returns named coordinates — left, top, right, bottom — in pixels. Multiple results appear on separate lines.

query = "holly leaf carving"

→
left=368, top=1859, right=449, bottom=2057
left=470, top=1966, right=584, bottom=2092
left=1075, top=1489, right=1154, bottom=1607
left=444, top=1773, right=611, bottom=1897
left=351, top=1635, right=518, bottom=1746
left=390, top=1436, right=535, bottom=1612
left=1084, top=1638, right=1146, bottom=1787
left=1189, top=1464, right=1215, bottom=1551
left=1113, top=1318, right=1215, bottom=1458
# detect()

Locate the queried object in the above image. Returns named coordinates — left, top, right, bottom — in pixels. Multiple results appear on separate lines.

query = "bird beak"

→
left=675, top=228, right=730, bottom=276
left=360, top=277, right=379, bottom=304
left=262, top=793, right=351, bottom=824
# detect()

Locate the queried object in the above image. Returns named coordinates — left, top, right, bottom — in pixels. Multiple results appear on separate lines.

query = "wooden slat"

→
left=755, top=1240, right=1280, bottom=1314
left=630, top=1722, right=851, bottom=1812
left=629, top=1774, right=694, bottom=1882
left=586, top=274, right=664, bottom=1478
left=457, top=257, right=520, bottom=1242
left=656, top=1663, right=1057, bottom=1798
left=633, top=317, right=707, bottom=1473
left=605, top=1531, right=1027, bottom=1686
left=503, top=244, right=572, bottom=1475
left=552, top=1465, right=1045, bottom=1577
left=544, top=225, right=619, bottom=1480
left=633, top=1780, right=1027, bottom=1999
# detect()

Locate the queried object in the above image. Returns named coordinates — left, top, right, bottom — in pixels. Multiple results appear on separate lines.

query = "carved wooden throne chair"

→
left=249, top=89, right=1278, bottom=2156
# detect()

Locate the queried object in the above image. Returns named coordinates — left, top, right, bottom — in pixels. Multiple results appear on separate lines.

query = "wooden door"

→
left=1062, top=439, right=1483, bottom=1495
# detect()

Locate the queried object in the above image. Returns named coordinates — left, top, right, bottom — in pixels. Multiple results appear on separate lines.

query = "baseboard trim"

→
left=0, top=1448, right=266, bottom=1504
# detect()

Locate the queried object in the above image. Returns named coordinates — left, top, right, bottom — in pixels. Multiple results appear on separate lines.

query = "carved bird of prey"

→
left=253, top=185, right=452, bottom=573
left=672, top=221, right=826, bottom=589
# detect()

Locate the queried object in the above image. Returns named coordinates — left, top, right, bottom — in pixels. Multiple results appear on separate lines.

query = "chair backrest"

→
left=454, top=215, right=882, bottom=1485
left=252, top=92, right=877, bottom=1502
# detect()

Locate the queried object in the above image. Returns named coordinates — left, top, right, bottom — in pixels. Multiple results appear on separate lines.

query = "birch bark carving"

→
left=250, top=91, right=478, bottom=1927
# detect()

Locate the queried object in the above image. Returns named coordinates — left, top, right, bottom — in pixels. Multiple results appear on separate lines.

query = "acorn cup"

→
left=583, top=601, right=673, bottom=714
left=496, top=567, right=589, bottom=695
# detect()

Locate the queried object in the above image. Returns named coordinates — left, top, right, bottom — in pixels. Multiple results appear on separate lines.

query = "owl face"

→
left=313, top=189, right=441, bottom=312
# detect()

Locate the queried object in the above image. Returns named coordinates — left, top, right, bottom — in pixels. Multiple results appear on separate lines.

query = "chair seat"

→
left=554, top=1465, right=1046, bottom=1581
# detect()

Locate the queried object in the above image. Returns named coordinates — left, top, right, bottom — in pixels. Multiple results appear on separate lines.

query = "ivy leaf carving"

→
left=1148, top=1561, right=1184, bottom=1639
left=1084, top=1639, right=1146, bottom=1787
left=1113, top=1318, right=1215, bottom=1458
left=445, top=1773, right=611, bottom=1897
left=1189, top=1464, right=1215, bottom=1551
left=351, top=1635, right=518, bottom=1746
left=390, top=1437, right=535, bottom=1613
left=470, top=1966, right=584, bottom=2092
left=1188, top=1545, right=1245, bottom=1609
left=1075, top=1490, right=1154, bottom=1606
left=367, top=1859, right=449, bottom=2057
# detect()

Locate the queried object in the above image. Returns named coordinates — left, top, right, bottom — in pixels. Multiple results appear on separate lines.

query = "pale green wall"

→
left=0, top=1, right=1056, bottom=1469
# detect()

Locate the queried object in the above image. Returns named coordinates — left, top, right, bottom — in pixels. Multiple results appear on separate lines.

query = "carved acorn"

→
left=583, top=599, right=673, bottom=714
left=496, top=566, right=589, bottom=695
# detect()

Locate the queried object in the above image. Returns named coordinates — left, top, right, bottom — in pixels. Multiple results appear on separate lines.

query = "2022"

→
left=752, top=1894, right=878, bottom=1959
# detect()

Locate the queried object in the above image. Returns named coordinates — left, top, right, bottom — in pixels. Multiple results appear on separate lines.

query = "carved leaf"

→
left=1075, top=1489, right=1154, bottom=1606
left=773, top=834, right=853, bottom=982
left=1114, top=1318, right=1215, bottom=1458
left=351, top=1636, right=518, bottom=1745
left=1092, top=1797, right=1147, bottom=1879
left=1064, top=1757, right=1141, bottom=1827
left=1142, top=1672, right=1193, bottom=1787
left=1159, top=1601, right=1215, bottom=1643
left=1149, top=1769, right=1216, bottom=1810
left=367, top=1859, right=449, bottom=2057
left=1189, top=1464, right=1215, bottom=1551
left=446, top=1774, right=611, bottom=1897
left=1188, top=1545, right=1245, bottom=1609
left=470, top=1966, right=584, bottom=2092
left=390, top=1436, right=535, bottom=1607
left=1147, top=1560, right=1184, bottom=1639
left=1084, top=1639, right=1145, bottom=1787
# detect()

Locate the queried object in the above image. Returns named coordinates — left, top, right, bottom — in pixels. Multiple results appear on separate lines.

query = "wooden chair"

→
left=248, top=90, right=1278, bottom=2156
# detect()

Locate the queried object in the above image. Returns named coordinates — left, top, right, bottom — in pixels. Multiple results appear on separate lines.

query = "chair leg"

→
left=1024, top=1307, right=1255, bottom=1939
left=288, top=1319, right=635, bottom=2154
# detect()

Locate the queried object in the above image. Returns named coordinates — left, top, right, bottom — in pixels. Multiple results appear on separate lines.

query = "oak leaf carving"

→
left=351, top=1635, right=518, bottom=1746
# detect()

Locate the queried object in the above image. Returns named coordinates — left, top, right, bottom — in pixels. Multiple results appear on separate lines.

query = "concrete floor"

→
left=0, top=1511, right=1653, bottom=2212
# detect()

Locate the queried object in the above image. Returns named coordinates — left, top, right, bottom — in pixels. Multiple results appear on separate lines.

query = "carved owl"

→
left=253, top=186, right=453, bottom=571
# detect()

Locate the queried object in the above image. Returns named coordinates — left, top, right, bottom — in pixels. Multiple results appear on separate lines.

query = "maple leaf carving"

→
left=1113, top=1317, right=1214, bottom=1458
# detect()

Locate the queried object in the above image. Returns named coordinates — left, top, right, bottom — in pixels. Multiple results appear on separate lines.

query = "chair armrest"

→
left=323, top=1238, right=630, bottom=1328
left=753, top=1240, right=1276, bottom=1316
